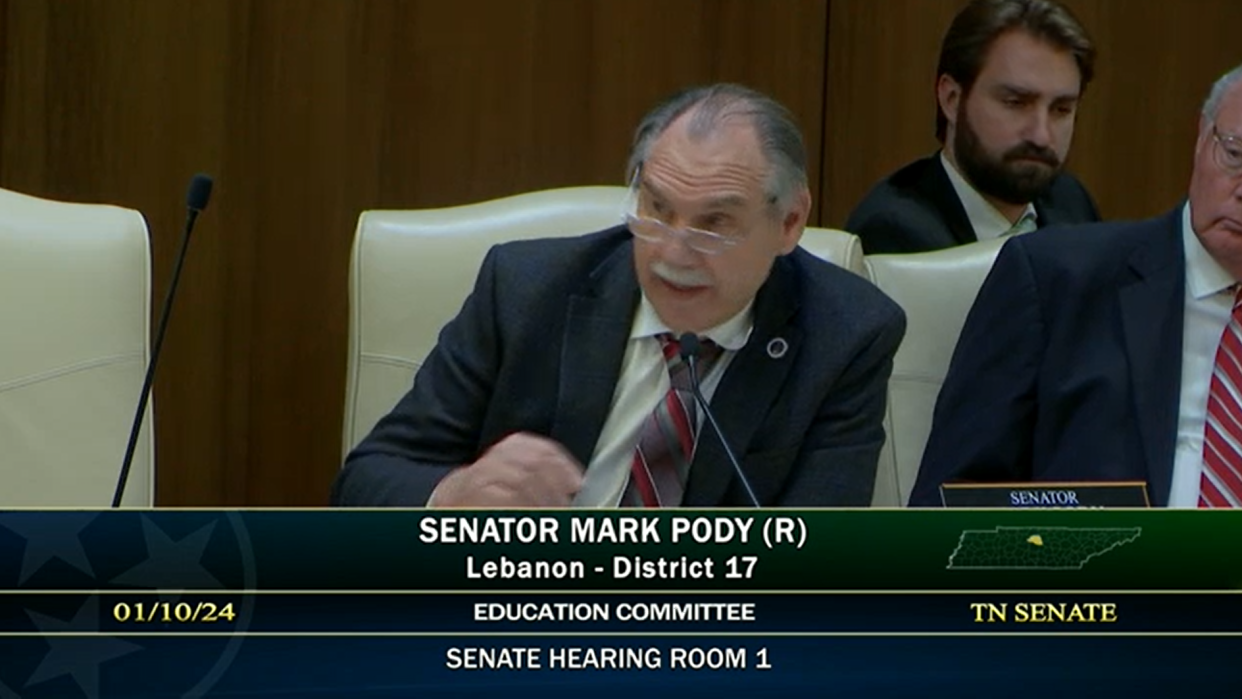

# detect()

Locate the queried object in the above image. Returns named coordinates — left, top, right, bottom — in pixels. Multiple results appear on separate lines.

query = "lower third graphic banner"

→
left=0, top=509, right=1236, bottom=698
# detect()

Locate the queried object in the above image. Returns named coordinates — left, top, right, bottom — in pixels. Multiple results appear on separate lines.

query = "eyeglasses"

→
left=625, top=214, right=742, bottom=256
left=1211, top=124, right=1242, bottom=176
left=621, top=173, right=744, bottom=256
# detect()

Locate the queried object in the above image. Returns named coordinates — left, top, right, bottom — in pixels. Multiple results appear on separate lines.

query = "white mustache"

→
left=651, top=261, right=713, bottom=288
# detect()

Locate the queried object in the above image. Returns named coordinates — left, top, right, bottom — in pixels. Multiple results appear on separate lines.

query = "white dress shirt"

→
left=1171, top=203, right=1237, bottom=507
left=572, top=296, right=753, bottom=507
left=940, top=152, right=1038, bottom=240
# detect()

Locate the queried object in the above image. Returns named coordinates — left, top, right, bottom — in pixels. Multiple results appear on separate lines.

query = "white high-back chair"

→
left=342, top=185, right=867, bottom=456
left=0, top=188, right=154, bottom=506
left=863, top=238, right=1006, bottom=506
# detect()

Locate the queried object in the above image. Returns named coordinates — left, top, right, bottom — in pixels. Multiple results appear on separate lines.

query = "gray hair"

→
left=625, top=84, right=808, bottom=212
left=1203, top=63, right=1242, bottom=120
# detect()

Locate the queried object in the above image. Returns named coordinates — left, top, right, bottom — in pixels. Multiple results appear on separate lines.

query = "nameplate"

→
left=939, top=482, right=1151, bottom=508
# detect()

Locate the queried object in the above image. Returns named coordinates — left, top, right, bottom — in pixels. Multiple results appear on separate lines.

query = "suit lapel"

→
left=1033, top=173, right=1099, bottom=227
left=549, top=243, right=640, bottom=465
left=1118, top=211, right=1185, bottom=506
left=1033, top=198, right=1064, bottom=227
left=683, top=256, right=801, bottom=506
left=1033, top=191, right=1078, bottom=228
left=920, top=154, right=979, bottom=246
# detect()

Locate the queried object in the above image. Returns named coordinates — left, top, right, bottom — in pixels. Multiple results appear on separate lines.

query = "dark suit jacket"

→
left=845, top=153, right=1101, bottom=254
left=332, top=226, right=907, bottom=507
left=910, top=208, right=1186, bottom=506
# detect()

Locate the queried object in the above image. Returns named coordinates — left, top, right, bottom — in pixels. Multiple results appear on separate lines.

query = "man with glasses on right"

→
left=912, top=64, right=1242, bottom=508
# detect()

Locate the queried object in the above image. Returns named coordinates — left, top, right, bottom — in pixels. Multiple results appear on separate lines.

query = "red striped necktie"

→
left=622, top=334, right=723, bottom=507
left=1201, top=285, right=1242, bottom=508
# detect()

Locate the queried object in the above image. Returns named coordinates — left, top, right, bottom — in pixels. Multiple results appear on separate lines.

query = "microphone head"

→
left=677, top=332, right=701, bottom=362
left=186, top=173, right=214, bottom=212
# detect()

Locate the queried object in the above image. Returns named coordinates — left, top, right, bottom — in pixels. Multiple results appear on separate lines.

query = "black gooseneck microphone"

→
left=113, top=174, right=214, bottom=507
left=678, top=332, right=761, bottom=508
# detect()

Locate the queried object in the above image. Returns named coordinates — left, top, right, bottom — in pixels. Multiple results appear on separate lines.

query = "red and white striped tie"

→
left=622, top=334, right=722, bottom=507
left=1201, top=286, right=1242, bottom=508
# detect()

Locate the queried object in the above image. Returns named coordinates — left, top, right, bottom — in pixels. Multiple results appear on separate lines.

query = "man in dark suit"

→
left=332, top=84, right=906, bottom=508
left=846, top=0, right=1100, bottom=254
left=911, top=64, right=1242, bottom=508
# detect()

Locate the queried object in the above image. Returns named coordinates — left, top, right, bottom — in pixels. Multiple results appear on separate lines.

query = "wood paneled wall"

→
left=0, top=0, right=828, bottom=505
left=2, top=0, right=1237, bottom=505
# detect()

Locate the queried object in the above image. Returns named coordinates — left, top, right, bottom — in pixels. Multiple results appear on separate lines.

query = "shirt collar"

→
left=939, top=151, right=1038, bottom=240
left=630, top=295, right=754, bottom=351
left=1182, top=201, right=1236, bottom=300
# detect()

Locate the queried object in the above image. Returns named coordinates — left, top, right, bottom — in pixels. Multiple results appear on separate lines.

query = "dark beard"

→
left=954, top=106, right=1063, bottom=206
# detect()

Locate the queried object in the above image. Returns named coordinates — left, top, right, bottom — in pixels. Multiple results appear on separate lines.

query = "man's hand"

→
left=428, top=433, right=584, bottom=507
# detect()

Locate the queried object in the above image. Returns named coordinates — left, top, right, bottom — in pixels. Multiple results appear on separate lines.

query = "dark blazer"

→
left=332, top=226, right=907, bottom=507
left=845, top=153, right=1101, bottom=254
left=910, top=208, right=1186, bottom=506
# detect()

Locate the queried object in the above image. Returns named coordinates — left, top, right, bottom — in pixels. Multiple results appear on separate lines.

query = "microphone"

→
left=678, top=332, right=761, bottom=508
left=113, top=174, right=214, bottom=507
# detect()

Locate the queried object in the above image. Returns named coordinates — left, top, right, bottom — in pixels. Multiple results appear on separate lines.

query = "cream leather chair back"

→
left=864, top=238, right=1006, bottom=506
left=343, top=186, right=867, bottom=455
left=0, top=188, right=154, bottom=506
left=797, top=227, right=867, bottom=278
